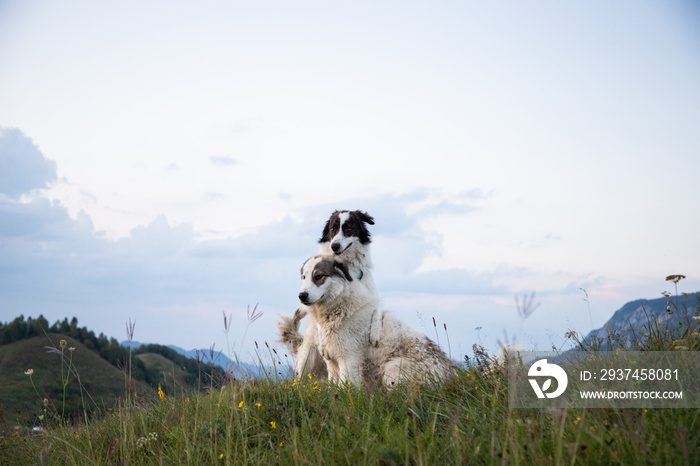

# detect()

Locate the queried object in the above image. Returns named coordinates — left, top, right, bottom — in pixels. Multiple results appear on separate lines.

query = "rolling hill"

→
left=0, top=333, right=154, bottom=428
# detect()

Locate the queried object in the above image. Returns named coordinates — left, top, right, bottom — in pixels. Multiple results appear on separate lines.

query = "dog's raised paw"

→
left=293, top=306, right=308, bottom=322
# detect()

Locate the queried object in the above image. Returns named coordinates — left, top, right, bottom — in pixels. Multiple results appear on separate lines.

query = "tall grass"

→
left=2, top=286, right=699, bottom=465
left=4, top=350, right=698, bottom=464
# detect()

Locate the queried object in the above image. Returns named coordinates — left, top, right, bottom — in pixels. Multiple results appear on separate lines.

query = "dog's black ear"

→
left=355, top=210, right=375, bottom=225
left=332, top=260, right=353, bottom=282
left=319, top=211, right=338, bottom=243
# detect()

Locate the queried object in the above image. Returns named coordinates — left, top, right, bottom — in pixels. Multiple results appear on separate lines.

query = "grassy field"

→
left=1, top=345, right=699, bottom=464
left=1, top=293, right=699, bottom=465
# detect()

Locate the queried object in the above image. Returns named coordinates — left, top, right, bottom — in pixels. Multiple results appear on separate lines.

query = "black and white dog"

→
left=278, top=210, right=382, bottom=379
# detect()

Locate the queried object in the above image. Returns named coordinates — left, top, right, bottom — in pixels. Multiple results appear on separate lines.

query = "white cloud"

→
left=204, top=192, right=224, bottom=201
left=209, top=156, right=237, bottom=167
left=0, top=127, right=57, bottom=199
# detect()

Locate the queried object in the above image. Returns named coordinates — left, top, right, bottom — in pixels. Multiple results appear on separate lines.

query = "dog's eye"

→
left=314, top=274, right=324, bottom=282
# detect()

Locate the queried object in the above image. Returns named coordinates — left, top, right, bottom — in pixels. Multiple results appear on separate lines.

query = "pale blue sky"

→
left=1, top=1, right=699, bottom=361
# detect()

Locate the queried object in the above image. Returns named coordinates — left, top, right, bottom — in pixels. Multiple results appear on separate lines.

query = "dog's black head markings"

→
left=319, top=210, right=375, bottom=254
left=298, top=256, right=354, bottom=305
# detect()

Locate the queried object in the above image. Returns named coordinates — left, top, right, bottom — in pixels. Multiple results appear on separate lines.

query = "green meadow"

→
left=1, top=295, right=699, bottom=465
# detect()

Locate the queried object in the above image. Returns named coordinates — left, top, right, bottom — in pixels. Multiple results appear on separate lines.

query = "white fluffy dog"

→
left=292, top=254, right=454, bottom=387
left=278, top=210, right=382, bottom=379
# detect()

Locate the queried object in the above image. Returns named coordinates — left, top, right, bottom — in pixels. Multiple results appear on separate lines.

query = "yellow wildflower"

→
left=255, top=402, right=261, bottom=408
left=158, top=384, right=165, bottom=400
left=270, top=421, right=276, bottom=429
left=238, top=401, right=244, bottom=408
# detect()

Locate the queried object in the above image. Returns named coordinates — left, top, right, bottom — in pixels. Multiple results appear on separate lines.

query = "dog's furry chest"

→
left=310, top=305, right=371, bottom=362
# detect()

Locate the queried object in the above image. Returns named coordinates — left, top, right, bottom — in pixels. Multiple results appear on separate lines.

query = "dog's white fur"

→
left=293, top=254, right=454, bottom=387
left=278, top=211, right=382, bottom=380
left=296, top=255, right=376, bottom=383
left=371, top=311, right=454, bottom=387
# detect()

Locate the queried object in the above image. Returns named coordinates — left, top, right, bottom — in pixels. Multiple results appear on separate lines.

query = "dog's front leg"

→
left=322, top=355, right=342, bottom=384
left=295, top=321, right=326, bottom=379
left=368, top=308, right=383, bottom=348
left=338, top=356, right=364, bottom=386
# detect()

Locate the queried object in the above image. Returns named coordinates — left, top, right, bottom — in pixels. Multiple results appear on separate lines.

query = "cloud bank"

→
left=0, top=127, right=57, bottom=200
left=0, top=128, right=610, bottom=357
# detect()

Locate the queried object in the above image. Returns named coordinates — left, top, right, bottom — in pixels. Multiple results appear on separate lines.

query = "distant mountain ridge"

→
left=581, top=292, right=699, bottom=348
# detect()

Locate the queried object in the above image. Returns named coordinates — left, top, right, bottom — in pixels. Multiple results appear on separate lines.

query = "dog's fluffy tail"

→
left=277, top=307, right=307, bottom=355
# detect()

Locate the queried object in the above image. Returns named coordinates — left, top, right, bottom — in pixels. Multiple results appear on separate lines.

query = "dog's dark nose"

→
left=331, top=242, right=341, bottom=253
left=298, top=291, right=309, bottom=304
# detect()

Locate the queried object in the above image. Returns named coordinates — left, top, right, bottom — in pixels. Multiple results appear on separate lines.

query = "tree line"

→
left=0, top=315, right=226, bottom=391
